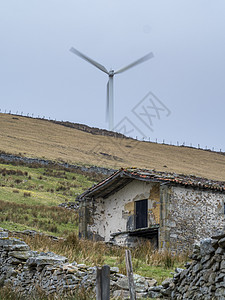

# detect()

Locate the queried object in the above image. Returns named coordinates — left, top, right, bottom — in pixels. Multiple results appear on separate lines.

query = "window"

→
left=135, top=199, right=148, bottom=229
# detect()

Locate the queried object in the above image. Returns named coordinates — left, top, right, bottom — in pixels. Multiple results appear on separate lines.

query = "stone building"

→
left=78, top=168, right=225, bottom=250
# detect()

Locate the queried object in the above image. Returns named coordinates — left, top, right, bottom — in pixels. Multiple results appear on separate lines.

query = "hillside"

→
left=0, top=159, right=98, bottom=234
left=0, top=114, right=220, bottom=296
left=0, top=113, right=225, bottom=181
left=0, top=159, right=185, bottom=288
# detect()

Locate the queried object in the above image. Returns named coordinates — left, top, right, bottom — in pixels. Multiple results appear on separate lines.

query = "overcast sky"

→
left=1, top=1, right=225, bottom=151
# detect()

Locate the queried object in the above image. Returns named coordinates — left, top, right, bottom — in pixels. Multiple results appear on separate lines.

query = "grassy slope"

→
left=0, top=113, right=225, bottom=181
left=0, top=162, right=95, bottom=205
left=0, top=161, right=96, bottom=235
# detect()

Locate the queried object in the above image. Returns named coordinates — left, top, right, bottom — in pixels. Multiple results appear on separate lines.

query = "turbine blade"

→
left=114, top=52, right=154, bottom=74
left=70, top=47, right=109, bottom=74
left=106, top=80, right=109, bottom=122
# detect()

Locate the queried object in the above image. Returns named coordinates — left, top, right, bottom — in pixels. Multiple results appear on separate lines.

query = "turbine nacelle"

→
left=70, top=47, right=154, bottom=131
left=109, top=70, right=114, bottom=77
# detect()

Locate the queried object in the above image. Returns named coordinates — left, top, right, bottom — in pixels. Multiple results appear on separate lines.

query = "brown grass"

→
left=16, top=233, right=188, bottom=271
left=15, top=233, right=114, bottom=266
left=0, top=113, right=225, bottom=181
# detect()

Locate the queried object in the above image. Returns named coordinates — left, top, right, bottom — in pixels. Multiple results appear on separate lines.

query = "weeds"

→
left=131, top=240, right=189, bottom=269
left=17, top=232, right=189, bottom=284
left=0, top=168, right=28, bottom=177
left=24, top=192, right=31, bottom=197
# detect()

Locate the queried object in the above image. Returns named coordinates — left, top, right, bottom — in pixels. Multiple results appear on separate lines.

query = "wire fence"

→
left=0, top=109, right=224, bottom=154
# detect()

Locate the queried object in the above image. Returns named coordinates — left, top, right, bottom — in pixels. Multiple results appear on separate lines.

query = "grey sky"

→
left=0, top=1, right=225, bottom=151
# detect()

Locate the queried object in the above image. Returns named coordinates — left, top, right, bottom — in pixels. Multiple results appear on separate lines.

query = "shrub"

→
left=49, top=224, right=58, bottom=233
left=23, top=192, right=31, bottom=197
left=13, top=189, right=19, bottom=193
left=15, top=179, right=23, bottom=184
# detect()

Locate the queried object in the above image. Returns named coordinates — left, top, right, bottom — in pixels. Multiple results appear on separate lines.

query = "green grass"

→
left=103, top=255, right=174, bottom=283
left=0, top=221, right=34, bottom=232
left=0, top=187, right=65, bottom=206
left=0, top=162, right=96, bottom=206
left=134, top=263, right=174, bottom=281
left=0, top=161, right=97, bottom=236
left=0, top=200, right=78, bottom=236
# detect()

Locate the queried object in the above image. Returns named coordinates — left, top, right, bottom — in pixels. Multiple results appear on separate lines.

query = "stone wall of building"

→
left=80, top=180, right=160, bottom=243
left=80, top=182, right=225, bottom=250
left=160, top=185, right=225, bottom=251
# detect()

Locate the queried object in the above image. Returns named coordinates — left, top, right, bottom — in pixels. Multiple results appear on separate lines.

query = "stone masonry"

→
left=169, top=230, right=225, bottom=299
left=1, top=228, right=225, bottom=299
left=0, top=230, right=158, bottom=298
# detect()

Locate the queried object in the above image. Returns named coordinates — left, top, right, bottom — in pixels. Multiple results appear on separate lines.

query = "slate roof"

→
left=78, top=168, right=225, bottom=200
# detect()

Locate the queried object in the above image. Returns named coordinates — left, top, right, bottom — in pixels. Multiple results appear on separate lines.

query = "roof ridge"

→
left=78, top=167, right=225, bottom=200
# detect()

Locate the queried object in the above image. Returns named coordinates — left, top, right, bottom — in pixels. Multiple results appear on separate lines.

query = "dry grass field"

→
left=0, top=113, right=225, bottom=181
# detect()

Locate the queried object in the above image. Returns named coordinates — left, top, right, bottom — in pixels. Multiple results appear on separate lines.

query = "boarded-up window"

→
left=135, top=199, right=148, bottom=229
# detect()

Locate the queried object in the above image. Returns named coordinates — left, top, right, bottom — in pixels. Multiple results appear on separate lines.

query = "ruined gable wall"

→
left=88, top=180, right=160, bottom=242
left=87, top=197, right=106, bottom=241
left=167, top=186, right=225, bottom=250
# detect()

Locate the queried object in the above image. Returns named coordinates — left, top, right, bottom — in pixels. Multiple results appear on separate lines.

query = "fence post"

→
left=96, top=267, right=102, bottom=300
left=101, top=265, right=110, bottom=300
left=125, top=250, right=136, bottom=300
left=96, top=265, right=110, bottom=300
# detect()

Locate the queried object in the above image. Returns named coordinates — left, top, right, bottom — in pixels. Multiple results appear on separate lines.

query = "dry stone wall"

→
left=143, top=231, right=225, bottom=299
left=169, top=231, right=225, bottom=299
left=1, top=228, right=225, bottom=299
left=0, top=230, right=158, bottom=299
left=0, top=152, right=114, bottom=176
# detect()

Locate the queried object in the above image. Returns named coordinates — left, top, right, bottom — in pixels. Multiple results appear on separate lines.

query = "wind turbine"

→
left=70, top=47, right=154, bottom=131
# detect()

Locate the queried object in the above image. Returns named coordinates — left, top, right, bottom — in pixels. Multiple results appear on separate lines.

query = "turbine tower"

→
left=70, top=47, right=154, bottom=131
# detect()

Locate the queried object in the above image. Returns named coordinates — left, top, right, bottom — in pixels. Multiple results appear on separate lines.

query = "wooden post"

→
left=101, top=265, right=110, bottom=300
left=125, top=250, right=136, bottom=300
left=96, top=267, right=102, bottom=300
left=96, top=265, right=110, bottom=300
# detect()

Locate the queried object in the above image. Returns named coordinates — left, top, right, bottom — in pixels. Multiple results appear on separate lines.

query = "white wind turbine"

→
left=70, top=47, right=154, bottom=131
